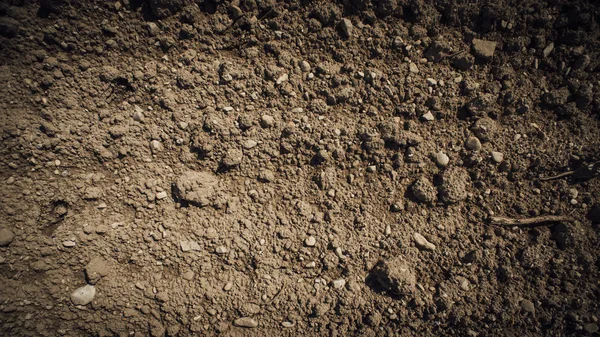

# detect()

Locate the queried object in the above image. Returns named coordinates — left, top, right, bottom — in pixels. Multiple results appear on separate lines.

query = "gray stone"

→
left=305, top=236, right=316, bottom=247
left=465, top=136, right=482, bottom=151
left=584, top=323, right=599, bottom=334
left=71, top=285, right=96, bottom=306
left=0, top=228, right=15, bottom=247
left=260, top=115, right=275, bottom=128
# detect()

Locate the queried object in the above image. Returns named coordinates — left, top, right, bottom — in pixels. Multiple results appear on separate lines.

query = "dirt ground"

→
left=1, top=0, right=600, bottom=336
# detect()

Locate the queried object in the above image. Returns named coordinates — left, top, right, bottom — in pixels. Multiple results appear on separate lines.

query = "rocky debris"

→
left=411, top=176, right=436, bottom=203
left=180, top=240, right=201, bottom=252
left=0, top=17, right=19, bottom=38
left=85, top=257, right=111, bottom=284
left=149, top=0, right=185, bottom=19
left=233, top=317, right=258, bottom=328
left=173, top=171, right=218, bottom=207
left=452, top=54, right=474, bottom=71
left=471, top=39, right=497, bottom=59
left=371, top=257, right=416, bottom=297
left=541, top=87, right=570, bottom=107
left=71, top=285, right=96, bottom=306
left=338, top=18, right=353, bottom=38
left=0, top=228, right=15, bottom=247
left=436, top=151, right=450, bottom=167
left=465, top=136, right=482, bottom=151
left=438, top=167, right=470, bottom=204
left=413, top=233, right=436, bottom=251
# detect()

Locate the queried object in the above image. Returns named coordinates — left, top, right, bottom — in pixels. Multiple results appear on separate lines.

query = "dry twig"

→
left=490, top=215, right=572, bottom=226
left=538, top=171, right=574, bottom=181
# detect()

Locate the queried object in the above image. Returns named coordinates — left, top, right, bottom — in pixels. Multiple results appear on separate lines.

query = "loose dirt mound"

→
left=1, top=0, right=599, bottom=336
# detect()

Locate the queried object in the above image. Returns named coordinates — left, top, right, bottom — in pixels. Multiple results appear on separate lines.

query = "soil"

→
left=1, top=0, right=600, bottom=336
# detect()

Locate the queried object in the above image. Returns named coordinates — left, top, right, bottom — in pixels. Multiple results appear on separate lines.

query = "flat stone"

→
left=0, top=228, right=15, bottom=247
left=233, top=317, right=258, bottom=328
left=413, top=233, right=436, bottom=251
left=180, top=240, right=201, bottom=252
left=472, top=39, right=497, bottom=59
left=71, top=285, right=96, bottom=306
left=542, top=43, right=554, bottom=58
left=63, top=240, right=76, bottom=248
left=282, top=321, right=295, bottom=328
left=156, top=191, right=168, bottom=200
left=215, top=246, right=228, bottom=254
left=332, top=279, right=346, bottom=289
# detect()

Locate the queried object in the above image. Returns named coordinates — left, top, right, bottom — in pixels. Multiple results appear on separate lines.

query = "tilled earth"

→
left=1, top=0, right=600, bottom=336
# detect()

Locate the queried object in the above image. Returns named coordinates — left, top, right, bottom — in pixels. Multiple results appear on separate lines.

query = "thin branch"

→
left=538, top=171, right=574, bottom=181
left=490, top=215, right=572, bottom=226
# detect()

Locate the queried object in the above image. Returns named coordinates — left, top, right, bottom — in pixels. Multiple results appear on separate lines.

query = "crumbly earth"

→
left=1, top=0, right=600, bottom=336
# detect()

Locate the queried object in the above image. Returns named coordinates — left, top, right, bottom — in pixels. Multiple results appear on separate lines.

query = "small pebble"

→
left=332, top=279, right=346, bottom=289
left=491, top=151, right=504, bottom=163
left=413, top=233, right=436, bottom=251
left=215, top=246, right=228, bottom=254
left=182, top=271, right=195, bottom=281
left=465, top=136, right=482, bottom=151
left=436, top=151, right=449, bottom=167
left=63, top=240, right=77, bottom=248
left=421, top=112, right=434, bottom=121
left=521, top=299, right=535, bottom=314
left=305, top=236, right=316, bottom=247
left=223, top=282, right=233, bottom=291
left=156, top=191, right=168, bottom=200
left=261, top=115, right=275, bottom=128
left=409, top=63, right=419, bottom=73
left=150, top=140, right=162, bottom=153
left=282, top=321, right=295, bottom=328
left=305, top=261, right=316, bottom=268
left=233, top=317, right=258, bottom=328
